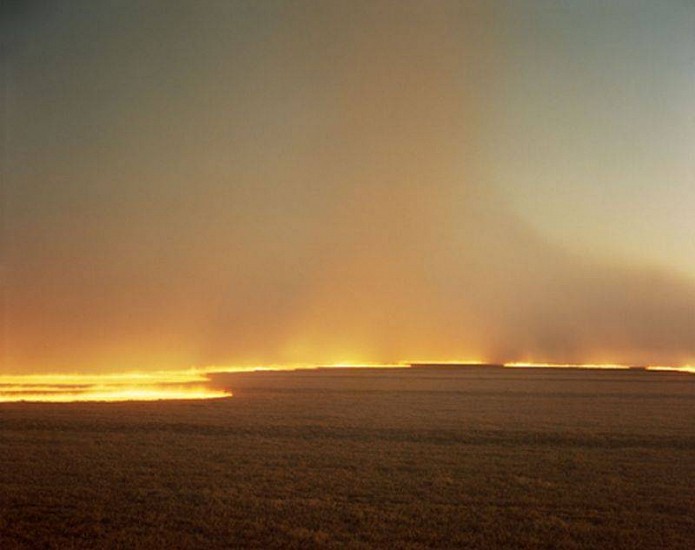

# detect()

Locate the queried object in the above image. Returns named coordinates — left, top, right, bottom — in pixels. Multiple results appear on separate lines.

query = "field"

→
left=1, top=366, right=693, bottom=548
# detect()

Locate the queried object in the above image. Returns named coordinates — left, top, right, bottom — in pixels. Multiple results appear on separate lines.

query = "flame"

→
left=404, top=359, right=492, bottom=366
left=0, top=385, right=231, bottom=403
left=645, top=365, right=695, bottom=375
left=0, top=369, right=231, bottom=403
left=0, top=364, right=411, bottom=403
left=202, top=362, right=409, bottom=373
left=0, top=363, right=413, bottom=403
left=3, top=360, right=692, bottom=403
left=0, top=369, right=210, bottom=387
left=503, top=362, right=631, bottom=370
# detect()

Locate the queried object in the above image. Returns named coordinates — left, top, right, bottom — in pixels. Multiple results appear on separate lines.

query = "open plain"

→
left=1, top=366, right=693, bottom=549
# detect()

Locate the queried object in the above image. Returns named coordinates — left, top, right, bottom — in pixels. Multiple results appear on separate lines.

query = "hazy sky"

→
left=2, top=1, right=695, bottom=373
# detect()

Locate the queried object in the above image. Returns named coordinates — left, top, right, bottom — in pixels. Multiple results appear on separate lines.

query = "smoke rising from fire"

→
left=3, top=1, right=695, bottom=372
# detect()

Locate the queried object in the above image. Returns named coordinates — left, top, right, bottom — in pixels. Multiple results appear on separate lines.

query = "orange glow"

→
left=0, top=369, right=211, bottom=387
left=0, top=370, right=232, bottom=403
left=201, top=363, right=410, bottom=373
left=504, top=362, right=631, bottom=370
left=645, top=365, right=695, bottom=375
left=405, top=359, right=492, bottom=366
left=318, top=362, right=409, bottom=369
left=4, top=360, right=693, bottom=404
left=0, top=386, right=231, bottom=403
left=0, top=364, right=413, bottom=403
left=0, top=363, right=413, bottom=403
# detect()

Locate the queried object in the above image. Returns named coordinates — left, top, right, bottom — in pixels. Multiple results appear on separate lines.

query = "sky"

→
left=2, top=0, right=695, bottom=374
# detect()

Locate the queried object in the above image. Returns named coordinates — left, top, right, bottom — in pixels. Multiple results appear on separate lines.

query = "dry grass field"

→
left=1, top=366, right=693, bottom=549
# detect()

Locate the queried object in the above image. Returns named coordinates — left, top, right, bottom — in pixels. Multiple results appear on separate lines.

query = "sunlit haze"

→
left=2, top=1, right=695, bottom=378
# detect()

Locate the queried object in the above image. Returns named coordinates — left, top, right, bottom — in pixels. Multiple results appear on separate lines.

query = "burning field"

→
left=1, top=365, right=693, bottom=548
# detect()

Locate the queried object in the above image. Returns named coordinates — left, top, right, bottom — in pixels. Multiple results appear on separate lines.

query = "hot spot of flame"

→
left=0, top=385, right=231, bottom=403
left=645, top=365, right=695, bottom=374
left=2, top=361, right=692, bottom=403
left=503, top=362, right=632, bottom=370
left=0, top=370, right=232, bottom=403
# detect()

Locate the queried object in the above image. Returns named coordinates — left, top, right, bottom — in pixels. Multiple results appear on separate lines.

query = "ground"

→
left=0, top=366, right=693, bottom=548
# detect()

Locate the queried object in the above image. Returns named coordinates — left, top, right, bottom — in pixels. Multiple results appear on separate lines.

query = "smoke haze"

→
left=3, top=1, right=695, bottom=373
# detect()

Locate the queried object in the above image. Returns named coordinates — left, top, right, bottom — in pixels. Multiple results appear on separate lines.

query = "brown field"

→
left=1, top=366, right=693, bottom=549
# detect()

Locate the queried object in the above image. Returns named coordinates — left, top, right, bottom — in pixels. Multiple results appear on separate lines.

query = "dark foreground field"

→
left=1, top=366, right=693, bottom=549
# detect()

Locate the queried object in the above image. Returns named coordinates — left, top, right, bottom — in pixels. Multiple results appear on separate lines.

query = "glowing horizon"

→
left=1, top=361, right=692, bottom=404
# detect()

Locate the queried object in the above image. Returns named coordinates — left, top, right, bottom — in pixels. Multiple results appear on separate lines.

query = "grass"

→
left=0, top=366, right=693, bottom=548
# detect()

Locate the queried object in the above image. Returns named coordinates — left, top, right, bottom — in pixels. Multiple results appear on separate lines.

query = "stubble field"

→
left=1, top=366, right=693, bottom=548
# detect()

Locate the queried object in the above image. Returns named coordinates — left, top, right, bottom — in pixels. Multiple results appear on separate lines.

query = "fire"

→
left=0, top=363, right=411, bottom=403
left=0, top=386, right=231, bottom=403
left=645, top=365, right=695, bottom=374
left=0, top=370, right=232, bottom=403
left=504, top=362, right=631, bottom=370
left=2, top=360, right=691, bottom=403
